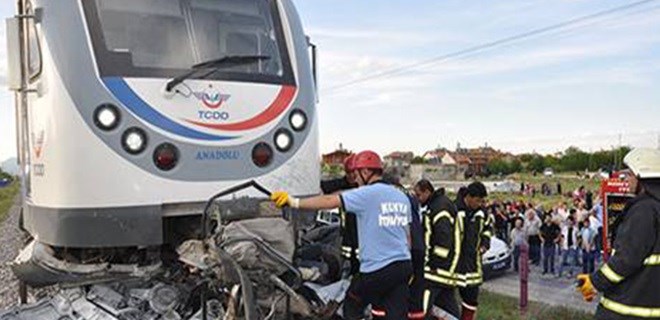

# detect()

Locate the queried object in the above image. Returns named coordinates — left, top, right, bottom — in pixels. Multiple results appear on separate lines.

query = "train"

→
left=6, top=0, right=319, bottom=283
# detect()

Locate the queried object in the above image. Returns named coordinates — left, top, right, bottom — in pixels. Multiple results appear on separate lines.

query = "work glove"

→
left=576, top=274, right=597, bottom=302
left=270, top=191, right=300, bottom=208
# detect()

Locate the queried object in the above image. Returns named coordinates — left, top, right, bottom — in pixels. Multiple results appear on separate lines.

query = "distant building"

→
left=422, top=148, right=450, bottom=165
left=322, top=144, right=352, bottom=167
left=418, top=149, right=471, bottom=180
left=384, top=151, right=414, bottom=168
left=455, top=145, right=503, bottom=175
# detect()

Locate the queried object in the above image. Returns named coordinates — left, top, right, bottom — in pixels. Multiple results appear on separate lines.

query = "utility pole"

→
left=616, top=133, right=623, bottom=170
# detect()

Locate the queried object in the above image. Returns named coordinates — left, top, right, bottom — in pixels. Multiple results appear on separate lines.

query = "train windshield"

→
left=83, top=0, right=294, bottom=85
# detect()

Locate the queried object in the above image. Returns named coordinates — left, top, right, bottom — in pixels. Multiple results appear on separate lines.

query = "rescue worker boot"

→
left=460, top=303, right=477, bottom=320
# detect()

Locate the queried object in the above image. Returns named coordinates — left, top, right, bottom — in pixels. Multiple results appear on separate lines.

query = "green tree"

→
left=528, top=155, right=546, bottom=173
left=487, top=159, right=510, bottom=175
left=560, top=147, right=590, bottom=172
left=509, top=160, right=523, bottom=173
left=411, top=156, right=427, bottom=164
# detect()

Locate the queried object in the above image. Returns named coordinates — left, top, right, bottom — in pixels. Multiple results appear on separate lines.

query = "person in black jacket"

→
left=320, top=154, right=360, bottom=275
left=578, top=148, right=660, bottom=319
left=455, top=182, right=492, bottom=320
left=415, top=179, right=461, bottom=320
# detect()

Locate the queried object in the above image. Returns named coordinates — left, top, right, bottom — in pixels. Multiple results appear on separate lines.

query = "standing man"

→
left=524, top=207, right=542, bottom=266
left=321, top=154, right=360, bottom=275
left=384, top=173, right=425, bottom=320
left=540, top=215, right=561, bottom=275
left=455, top=182, right=492, bottom=320
left=271, top=151, right=412, bottom=319
left=510, top=218, right=527, bottom=273
left=578, top=148, right=660, bottom=319
left=580, top=218, right=597, bottom=274
left=414, top=180, right=461, bottom=320
left=558, top=216, right=579, bottom=278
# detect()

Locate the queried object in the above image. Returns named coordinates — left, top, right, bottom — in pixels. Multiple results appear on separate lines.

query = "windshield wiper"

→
left=165, top=55, right=271, bottom=92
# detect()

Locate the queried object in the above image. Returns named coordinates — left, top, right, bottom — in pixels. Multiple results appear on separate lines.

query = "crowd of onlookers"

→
left=488, top=184, right=603, bottom=278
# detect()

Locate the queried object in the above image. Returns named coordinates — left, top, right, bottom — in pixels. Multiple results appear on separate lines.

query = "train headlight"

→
left=154, top=143, right=179, bottom=171
left=289, top=110, right=307, bottom=132
left=94, top=104, right=120, bottom=131
left=252, top=142, right=273, bottom=168
left=122, top=128, right=148, bottom=155
left=274, top=129, right=293, bottom=152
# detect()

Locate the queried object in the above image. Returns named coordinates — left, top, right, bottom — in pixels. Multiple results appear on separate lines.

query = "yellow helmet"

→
left=623, top=148, right=660, bottom=179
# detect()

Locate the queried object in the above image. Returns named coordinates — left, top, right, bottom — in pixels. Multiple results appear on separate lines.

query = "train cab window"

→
left=27, top=5, right=42, bottom=80
left=83, top=0, right=294, bottom=85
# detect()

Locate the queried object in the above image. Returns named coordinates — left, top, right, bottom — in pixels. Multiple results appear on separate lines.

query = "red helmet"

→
left=353, top=150, right=383, bottom=170
left=343, top=154, right=356, bottom=172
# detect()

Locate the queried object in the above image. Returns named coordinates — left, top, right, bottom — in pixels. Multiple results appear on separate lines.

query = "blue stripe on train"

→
left=103, top=77, right=236, bottom=141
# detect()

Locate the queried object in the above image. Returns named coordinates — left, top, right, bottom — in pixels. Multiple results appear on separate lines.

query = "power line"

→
left=325, top=0, right=659, bottom=94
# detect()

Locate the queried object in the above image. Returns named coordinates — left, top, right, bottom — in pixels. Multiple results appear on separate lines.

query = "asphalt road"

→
left=482, top=262, right=599, bottom=314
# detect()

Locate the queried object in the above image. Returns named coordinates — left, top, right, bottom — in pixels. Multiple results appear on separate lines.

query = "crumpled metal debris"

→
left=0, top=281, right=215, bottom=320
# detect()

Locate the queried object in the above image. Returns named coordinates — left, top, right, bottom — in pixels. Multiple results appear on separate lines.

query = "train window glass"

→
left=27, top=7, right=42, bottom=80
left=84, top=0, right=293, bottom=85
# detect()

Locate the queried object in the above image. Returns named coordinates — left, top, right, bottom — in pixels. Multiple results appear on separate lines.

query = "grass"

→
left=480, top=290, right=592, bottom=320
left=487, top=173, right=602, bottom=211
left=0, top=181, right=19, bottom=223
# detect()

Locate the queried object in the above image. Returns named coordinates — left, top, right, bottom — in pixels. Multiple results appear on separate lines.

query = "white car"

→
left=483, top=236, right=512, bottom=279
left=543, top=168, right=554, bottom=177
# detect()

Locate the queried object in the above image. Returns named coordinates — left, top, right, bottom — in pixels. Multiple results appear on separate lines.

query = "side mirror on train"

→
left=306, top=36, right=318, bottom=102
left=6, top=17, right=21, bottom=91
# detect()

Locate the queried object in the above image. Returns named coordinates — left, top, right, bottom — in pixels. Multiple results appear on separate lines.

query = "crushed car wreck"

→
left=1, top=200, right=351, bottom=320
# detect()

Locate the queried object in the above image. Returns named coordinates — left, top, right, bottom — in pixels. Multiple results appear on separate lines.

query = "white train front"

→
left=10, top=0, right=319, bottom=256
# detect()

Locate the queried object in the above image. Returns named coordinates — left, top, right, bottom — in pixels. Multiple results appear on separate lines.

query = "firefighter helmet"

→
left=353, top=150, right=383, bottom=170
left=623, top=148, right=660, bottom=179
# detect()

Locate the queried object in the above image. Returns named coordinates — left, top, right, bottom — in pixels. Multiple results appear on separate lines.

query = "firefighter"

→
left=455, top=181, right=492, bottom=320
left=577, top=148, right=660, bottom=320
left=271, top=150, right=412, bottom=319
left=416, top=179, right=462, bottom=320
left=321, top=154, right=360, bottom=275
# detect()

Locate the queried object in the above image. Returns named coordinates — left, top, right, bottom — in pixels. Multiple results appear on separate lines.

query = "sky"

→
left=1, top=1, right=659, bottom=162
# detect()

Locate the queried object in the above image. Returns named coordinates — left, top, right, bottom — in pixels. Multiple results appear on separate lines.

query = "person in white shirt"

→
left=524, top=208, right=542, bottom=266
left=580, top=219, right=597, bottom=274
left=510, top=218, right=527, bottom=272
left=558, top=216, right=579, bottom=277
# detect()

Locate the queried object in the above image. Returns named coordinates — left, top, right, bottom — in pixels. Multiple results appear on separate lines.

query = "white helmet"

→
left=623, top=148, right=660, bottom=179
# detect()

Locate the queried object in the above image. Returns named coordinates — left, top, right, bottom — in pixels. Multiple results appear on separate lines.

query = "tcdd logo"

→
left=193, top=91, right=231, bottom=109
left=198, top=110, right=229, bottom=120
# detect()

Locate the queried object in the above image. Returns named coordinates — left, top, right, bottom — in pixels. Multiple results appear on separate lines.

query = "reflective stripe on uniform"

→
left=450, top=212, right=465, bottom=274
left=461, top=302, right=477, bottom=311
left=433, top=210, right=454, bottom=225
left=600, top=264, right=624, bottom=283
left=433, top=246, right=450, bottom=258
left=425, top=267, right=454, bottom=278
left=601, top=297, right=660, bottom=318
left=423, top=290, right=431, bottom=314
left=424, top=272, right=456, bottom=286
left=459, top=272, right=482, bottom=280
left=455, top=278, right=483, bottom=287
left=482, top=230, right=493, bottom=238
left=644, top=254, right=660, bottom=266
left=371, top=308, right=386, bottom=317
